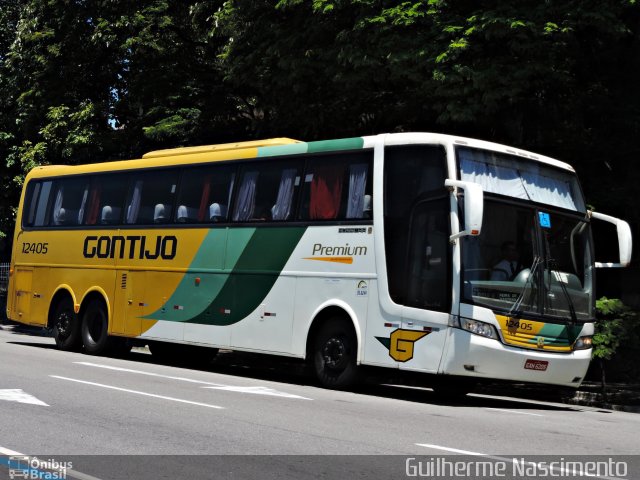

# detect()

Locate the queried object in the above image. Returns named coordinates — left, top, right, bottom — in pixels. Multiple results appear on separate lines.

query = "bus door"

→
left=398, top=197, right=451, bottom=372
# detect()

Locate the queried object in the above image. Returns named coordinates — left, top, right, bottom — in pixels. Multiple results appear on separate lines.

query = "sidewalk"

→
left=476, top=381, right=640, bottom=413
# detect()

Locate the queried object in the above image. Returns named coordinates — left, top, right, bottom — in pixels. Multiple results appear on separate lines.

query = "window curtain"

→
left=85, top=185, right=101, bottom=225
left=459, top=150, right=580, bottom=211
left=310, top=166, right=344, bottom=219
left=272, top=169, right=297, bottom=220
left=127, top=181, right=143, bottom=224
left=78, top=186, right=89, bottom=224
left=227, top=173, right=235, bottom=209
left=233, top=171, right=258, bottom=221
left=459, top=150, right=528, bottom=200
left=197, top=175, right=212, bottom=222
left=346, top=163, right=368, bottom=219
left=521, top=172, right=578, bottom=211
left=52, top=187, right=64, bottom=224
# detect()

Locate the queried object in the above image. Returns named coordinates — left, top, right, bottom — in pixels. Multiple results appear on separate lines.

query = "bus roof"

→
left=142, top=137, right=301, bottom=159
left=23, top=132, right=575, bottom=180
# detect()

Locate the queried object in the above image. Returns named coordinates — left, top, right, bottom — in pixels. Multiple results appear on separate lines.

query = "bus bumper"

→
left=439, top=329, right=592, bottom=387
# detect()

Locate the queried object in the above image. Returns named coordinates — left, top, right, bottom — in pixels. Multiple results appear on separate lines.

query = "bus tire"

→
left=313, top=318, right=359, bottom=389
left=52, top=297, right=82, bottom=351
left=81, top=298, right=113, bottom=355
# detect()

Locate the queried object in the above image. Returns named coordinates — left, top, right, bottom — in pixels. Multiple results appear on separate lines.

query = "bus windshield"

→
left=461, top=200, right=594, bottom=322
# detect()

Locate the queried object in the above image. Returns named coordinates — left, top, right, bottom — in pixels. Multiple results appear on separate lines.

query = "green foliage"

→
left=593, top=297, right=632, bottom=360
left=0, top=0, right=245, bottom=241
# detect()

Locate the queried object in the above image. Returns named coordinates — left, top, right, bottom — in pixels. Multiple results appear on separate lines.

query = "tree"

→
left=214, top=0, right=640, bottom=253
left=0, top=0, right=244, bottom=242
left=594, top=297, right=638, bottom=392
left=213, top=0, right=448, bottom=138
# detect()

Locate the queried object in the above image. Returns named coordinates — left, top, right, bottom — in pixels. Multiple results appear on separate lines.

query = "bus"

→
left=6, top=133, right=632, bottom=392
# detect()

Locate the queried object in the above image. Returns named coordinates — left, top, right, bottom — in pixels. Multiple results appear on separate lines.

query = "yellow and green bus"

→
left=6, top=133, right=632, bottom=391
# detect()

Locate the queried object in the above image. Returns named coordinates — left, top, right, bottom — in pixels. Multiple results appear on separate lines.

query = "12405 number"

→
left=22, top=242, right=48, bottom=254
left=506, top=319, right=533, bottom=331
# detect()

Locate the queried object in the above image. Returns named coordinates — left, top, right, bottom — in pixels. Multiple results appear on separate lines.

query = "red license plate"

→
left=524, top=359, right=549, bottom=371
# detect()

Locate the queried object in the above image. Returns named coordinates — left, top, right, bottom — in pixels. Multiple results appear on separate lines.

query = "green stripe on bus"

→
left=143, top=228, right=256, bottom=322
left=531, top=323, right=583, bottom=346
left=257, top=137, right=364, bottom=158
left=306, top=137, right=364, bottom=154
left=146, top=226, right=306, bottom=325
left=257, top=143, right=308, bottom=157
left=186, top=226, right=306, bottom=326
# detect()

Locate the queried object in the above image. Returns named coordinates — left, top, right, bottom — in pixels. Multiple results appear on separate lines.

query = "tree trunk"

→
left=599, top=358, right=607, bottom=395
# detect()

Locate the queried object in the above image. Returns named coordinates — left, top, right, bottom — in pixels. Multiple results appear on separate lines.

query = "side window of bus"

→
left=23, top=180, right=53, bottom=228
left=176, top=165, right=237, bottom=223
left=83, top=174, right=129, bottom=225
left=298, top=151, right=373, bottom=221
left=232, top=161, right=302, bottom=222
left=48, top=177, right=91, bottom=227
left=125, top=170, right=177, bottom=225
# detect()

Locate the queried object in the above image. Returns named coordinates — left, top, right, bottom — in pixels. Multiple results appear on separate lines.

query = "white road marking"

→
left=75, top=361, right=312, bottom=400
left=0, top=389, right=49, bottom=406
left=50, top=376, right=224, bottom=409
left=74, top=362, right=226, bottom=386
left=203, top=385, right=312, bottom=400
left=0, top=446, right=23, bottom=456
left=416, top=443, right=489, bottom=456
left=415, top=444, right=621, bottom=480
left=485, top=407, right=544, bottom=417
left=0, top=445, right=102, bottom=480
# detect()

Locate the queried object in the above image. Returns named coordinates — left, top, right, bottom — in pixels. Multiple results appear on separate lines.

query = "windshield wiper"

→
left=543, top=232, right=578, bottom=325
left=508, top=254, right=542, bottom=318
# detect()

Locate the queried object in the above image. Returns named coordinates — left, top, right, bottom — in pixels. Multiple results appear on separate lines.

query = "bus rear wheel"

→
left=81, top=299, right=114, bottom=355
left=313, top=318, right=359, bottom=389
left=52, top=297, right=81, bottom=351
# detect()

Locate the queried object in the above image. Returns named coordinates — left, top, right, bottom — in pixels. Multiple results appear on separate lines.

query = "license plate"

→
left=524, top=359, right=548, bottom=371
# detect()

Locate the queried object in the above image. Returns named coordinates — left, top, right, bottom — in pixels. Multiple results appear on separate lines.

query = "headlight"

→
left=573, top=336, right=593, bottom=350
left=460, top=317, right=499, bottom=340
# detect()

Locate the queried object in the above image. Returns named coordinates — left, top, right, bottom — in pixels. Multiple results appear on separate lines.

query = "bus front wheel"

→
left=313, top=318, right=359, bottom=389
left=81, top=299, right=113, bottom=355
left=52, top=297, right=82, bottom=351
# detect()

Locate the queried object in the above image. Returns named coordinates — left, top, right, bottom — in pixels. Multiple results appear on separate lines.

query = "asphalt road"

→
left=1, top=325, right=639, bottom=479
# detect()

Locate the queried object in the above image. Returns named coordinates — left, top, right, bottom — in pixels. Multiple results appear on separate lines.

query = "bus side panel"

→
left=292, top=276, right=369, bottom=358
left=29, top=266, right=50, bottom=326
left=11, top=267, right=34, bottom=324
left=361, top=280, right=402, bottom=368
left=286, top=226, right=375, bottom=358
left=230, top=276, right=296, bottom=353
left=112, top=270, right=144, bottom=336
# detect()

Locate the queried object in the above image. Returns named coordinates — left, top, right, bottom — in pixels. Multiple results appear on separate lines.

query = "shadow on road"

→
left=4, top=325, right=585, bottom=413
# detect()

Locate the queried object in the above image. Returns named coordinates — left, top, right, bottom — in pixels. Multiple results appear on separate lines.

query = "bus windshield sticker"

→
left=538, top=212, right=551, bottom=229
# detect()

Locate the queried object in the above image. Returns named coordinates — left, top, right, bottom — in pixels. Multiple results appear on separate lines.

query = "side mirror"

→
left=445, top=179, right=483, bottom=241
left=590, top=211, right=633, bottom=267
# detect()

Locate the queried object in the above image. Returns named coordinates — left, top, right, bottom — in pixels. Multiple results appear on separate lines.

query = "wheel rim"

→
left=322, top=336, right=348, bottom=370
left=55, top=310, right=72, bottom=339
